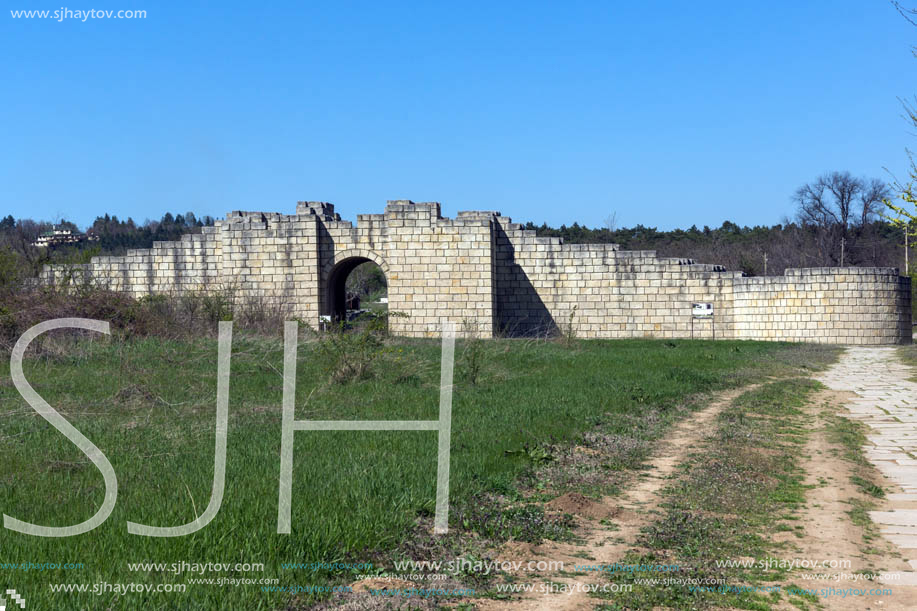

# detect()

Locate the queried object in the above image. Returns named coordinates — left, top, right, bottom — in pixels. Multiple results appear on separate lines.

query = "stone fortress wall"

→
left=40, top=200, right=913, bottom=344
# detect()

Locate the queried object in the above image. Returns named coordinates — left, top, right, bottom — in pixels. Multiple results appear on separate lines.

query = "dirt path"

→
left=766, top=389, right=917, bottom=610
left=792, top=348, right=917, bottom=611
left=472, top=384, right=755, bottom=611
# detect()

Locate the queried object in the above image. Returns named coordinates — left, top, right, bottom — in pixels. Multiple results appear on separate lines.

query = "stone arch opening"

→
left=324, top=253, right=388, bottom=323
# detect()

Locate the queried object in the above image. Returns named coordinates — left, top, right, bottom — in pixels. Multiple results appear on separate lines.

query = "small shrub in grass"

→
left=201, top=291, right=234, bottom=324
left=460, top=318, right=486, bottom=385
left=360, top=309, right=408, bottom=337
left=504, top=442, right=555, bottom=463
left=313, top=321, right=387, bottom=383
left=2, top=277, right=313, bottom=347
left=560, top=304, right=578, bottom=347
left=306, top=310, right=410, bottom=385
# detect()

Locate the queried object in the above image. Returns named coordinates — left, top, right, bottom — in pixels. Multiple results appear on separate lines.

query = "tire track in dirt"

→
left=472, top=384, right=757, bottom=611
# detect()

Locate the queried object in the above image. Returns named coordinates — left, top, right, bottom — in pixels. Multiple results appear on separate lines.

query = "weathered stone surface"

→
left=39, top=201, right=913, bottom=342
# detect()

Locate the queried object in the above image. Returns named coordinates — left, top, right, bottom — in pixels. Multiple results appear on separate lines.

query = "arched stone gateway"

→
left=40, top=200, right=913, bottom=344
left=322, top=249, right=389, bottom=321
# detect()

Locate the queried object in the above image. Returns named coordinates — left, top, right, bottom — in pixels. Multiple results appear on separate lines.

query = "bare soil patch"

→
left=348, top=577, right=416, bottom=593
left=544, top=492, right=617, bottom=521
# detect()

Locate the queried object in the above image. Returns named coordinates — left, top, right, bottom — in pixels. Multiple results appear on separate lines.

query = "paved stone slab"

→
left=869, top=511, right=917, bottom=526
left=819, top=347, right=917, bottom=582
left=879, top=525, right=917, bottom=534
left=888, top=493, right=917, bottom=501
left=883, top=534, right=917, bottom=548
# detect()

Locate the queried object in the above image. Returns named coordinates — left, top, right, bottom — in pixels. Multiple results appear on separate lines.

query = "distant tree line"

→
left=2, top=170, right=914, bottom=306
left=530, top=171, right=911, bottom=279
left=528, top=219, right=905, bottom=277
left=0, top=211, right=214, bottom=287
left=87, top=211, right=215, bottom=252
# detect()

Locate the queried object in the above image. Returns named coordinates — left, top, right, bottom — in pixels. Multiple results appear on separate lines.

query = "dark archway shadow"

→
left=324, top=256, right=389, bottom=324
left=494, top=224, right=559, bottom=337
left=326, top=257, right=372, bottom=321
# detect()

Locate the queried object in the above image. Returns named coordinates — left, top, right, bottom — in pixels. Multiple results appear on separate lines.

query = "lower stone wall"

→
left=733, top=268, right=912, bottom=345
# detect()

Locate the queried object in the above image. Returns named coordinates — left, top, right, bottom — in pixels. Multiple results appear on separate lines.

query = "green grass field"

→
left=0, top=332, right=836, bottom=609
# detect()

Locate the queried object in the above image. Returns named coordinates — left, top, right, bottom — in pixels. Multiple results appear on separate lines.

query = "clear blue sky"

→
left=2, top=1, right=916, bottom=230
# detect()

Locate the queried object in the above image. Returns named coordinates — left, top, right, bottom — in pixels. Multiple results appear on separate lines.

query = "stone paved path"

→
left=817, top=347, right=917, bottom=585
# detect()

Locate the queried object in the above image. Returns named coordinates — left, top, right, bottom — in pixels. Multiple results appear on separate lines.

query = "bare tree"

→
left=603, top=212, right=618, bottom=232
left=860, top=178, right=889, bottom=225
left=793, top=171, right=890, bottom=265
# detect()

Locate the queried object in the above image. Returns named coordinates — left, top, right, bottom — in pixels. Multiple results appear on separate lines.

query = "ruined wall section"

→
left=38, top=223, right=225, bottom=298
left=493, top=216, right=741, bottom=339
left=38, top=208, right=324, bottom=323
